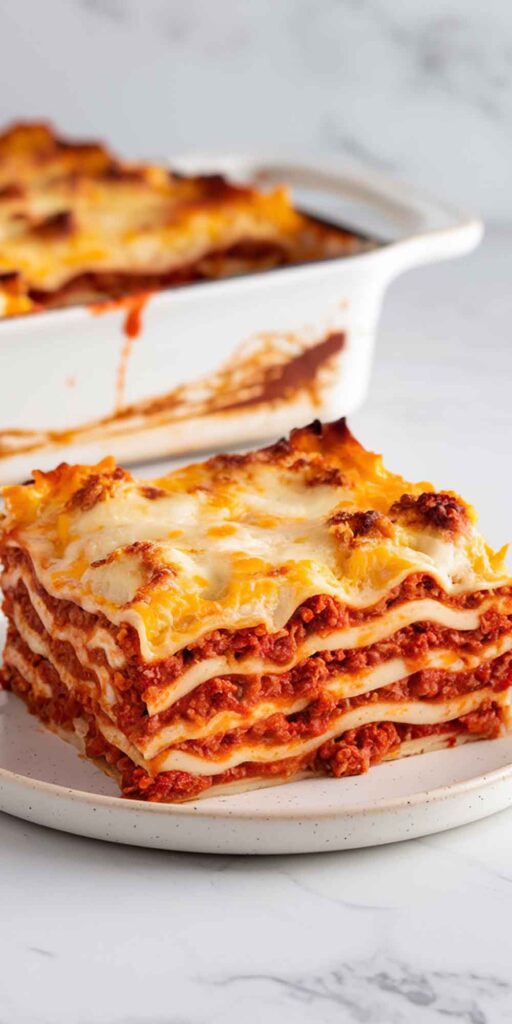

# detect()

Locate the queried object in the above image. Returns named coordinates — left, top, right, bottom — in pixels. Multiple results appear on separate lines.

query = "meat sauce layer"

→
left=4, top=657, right=505, bottom=803
left=2, top=626, right=508, bottom=803
left=3, top=547, right=511, bottom=689
left=4, top=577, right=512, bottom=743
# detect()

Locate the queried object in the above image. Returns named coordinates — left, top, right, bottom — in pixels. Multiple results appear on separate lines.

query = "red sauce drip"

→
left=90, top=291, right=153, bottom=411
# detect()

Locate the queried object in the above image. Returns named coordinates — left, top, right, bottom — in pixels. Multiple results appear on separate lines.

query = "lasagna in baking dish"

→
left=1, top=419, right=511, bottom=802
left=0, top=122, right=365, bottom=317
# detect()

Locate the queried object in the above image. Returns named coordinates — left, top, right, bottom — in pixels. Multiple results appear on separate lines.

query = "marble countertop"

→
left=2, top=228, right=512, bottom=1023
left=2, top=1, right=512, bottom=221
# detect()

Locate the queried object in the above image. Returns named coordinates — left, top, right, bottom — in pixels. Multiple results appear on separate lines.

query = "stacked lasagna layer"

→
left=1, top=419, right=511, bottom=802
left=0, top=122, right=364, bottom=317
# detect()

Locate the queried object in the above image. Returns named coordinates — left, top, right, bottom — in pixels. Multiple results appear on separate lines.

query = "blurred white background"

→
left=0, top=0, right=510, bottom=219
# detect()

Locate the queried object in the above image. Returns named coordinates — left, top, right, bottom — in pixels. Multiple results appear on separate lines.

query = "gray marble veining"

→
left=0, top=0, right=511, bottom=218
left=208, top=957, right=512, bottom=1023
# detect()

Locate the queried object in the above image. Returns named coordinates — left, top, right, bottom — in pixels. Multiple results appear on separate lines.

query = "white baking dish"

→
left=0, top=155, right=482, bottom=483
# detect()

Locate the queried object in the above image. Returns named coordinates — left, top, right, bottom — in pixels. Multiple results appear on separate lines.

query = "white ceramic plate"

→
left=2, top=676, right=512, bottom=853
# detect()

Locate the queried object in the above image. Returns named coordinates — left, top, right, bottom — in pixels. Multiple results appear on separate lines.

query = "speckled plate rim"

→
left=2, top=738, right=512, bottom=820
left=3, top=722, right=512, bottom=852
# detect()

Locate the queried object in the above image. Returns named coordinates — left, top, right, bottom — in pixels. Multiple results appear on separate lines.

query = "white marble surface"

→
left=0, top=0, right=512, bottom=219
left=1, top=228, right=512, bottom=1022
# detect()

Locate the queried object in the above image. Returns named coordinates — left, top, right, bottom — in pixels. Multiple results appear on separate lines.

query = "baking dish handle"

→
left=250, top=158, right=483, bottom=277
left=171, top=153, right=483, bottom=278
left=345, top=164, right=484, bottom=277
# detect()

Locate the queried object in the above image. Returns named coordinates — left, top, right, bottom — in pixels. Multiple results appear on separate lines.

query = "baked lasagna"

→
left=1, top=419, right=511, bottom=802
left=0, top=122, right=365, bottom=317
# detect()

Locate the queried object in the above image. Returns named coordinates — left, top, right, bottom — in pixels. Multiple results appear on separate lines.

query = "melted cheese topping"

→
left=0, top=122, right=358, bottom=313
left=2, top=421, right=510, bottom=662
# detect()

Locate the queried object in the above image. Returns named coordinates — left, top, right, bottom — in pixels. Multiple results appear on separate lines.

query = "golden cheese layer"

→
left=0, top=122, right=359, bottom=315
left=1, top=419, right=509, bottom=663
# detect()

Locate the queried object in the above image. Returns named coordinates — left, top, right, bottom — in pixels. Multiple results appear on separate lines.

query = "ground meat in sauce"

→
left=119, top=703, right=507, bottom=802
left=3, top=547, right=511, bottom=803
left=140, top=575, right=511, bottom=683
left=173, top=651, right=512, bottom=760
left=144, top=619, right=512, bottom=737
left=4, top=562, right=512, bottom=742
left=5, top=656, right=506, bottom=803
left=5, top=549, right=511, bottom=684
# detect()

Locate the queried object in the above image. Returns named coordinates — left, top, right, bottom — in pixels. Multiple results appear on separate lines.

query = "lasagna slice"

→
left=1, top=419, right=511, bottom=802
left=0, top=122, right=365, bottom=317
